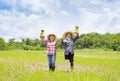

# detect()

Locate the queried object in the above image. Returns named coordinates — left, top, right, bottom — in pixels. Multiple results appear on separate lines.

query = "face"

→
left=66, top=33, right=72, bottom=39
left=49, top=35, right=55, bottom=41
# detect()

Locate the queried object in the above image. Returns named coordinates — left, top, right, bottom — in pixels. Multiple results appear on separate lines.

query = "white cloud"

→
left=0, top=0, right=120, bottom=41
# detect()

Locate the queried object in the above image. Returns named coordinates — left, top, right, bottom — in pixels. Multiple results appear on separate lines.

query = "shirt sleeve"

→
left=42, top=40, right=48, bottom=44
left=73, top=34, right=79, bottom=42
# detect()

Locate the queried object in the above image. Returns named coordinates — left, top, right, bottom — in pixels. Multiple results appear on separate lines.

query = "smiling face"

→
left=49, top=35, right=55, bottom=41
left=66, top=33, right=72, bottom=39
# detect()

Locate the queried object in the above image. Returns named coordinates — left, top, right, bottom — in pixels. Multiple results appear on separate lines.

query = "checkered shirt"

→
left=45, top=40, right=57, bottom=54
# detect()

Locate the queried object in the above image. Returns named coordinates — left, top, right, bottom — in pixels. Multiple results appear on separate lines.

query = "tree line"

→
left=0, top=32, right=120, bottom=51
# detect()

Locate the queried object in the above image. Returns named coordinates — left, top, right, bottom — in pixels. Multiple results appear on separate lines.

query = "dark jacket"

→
left=62, top=34, right=79, bottom=55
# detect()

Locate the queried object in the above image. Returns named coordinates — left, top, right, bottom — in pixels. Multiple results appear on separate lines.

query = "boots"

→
left=70, top=62, right=74, bottom=71
left=52, top=66, right=55, bottom=71
left=51, top=66, right=55, bottom=71
left=49, top=66, right=55, bottom=71
left=49, top=66, right=52, bottom=71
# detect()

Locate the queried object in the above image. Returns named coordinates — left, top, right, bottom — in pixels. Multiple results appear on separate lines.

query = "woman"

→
left=41, top=34, right=57, bottom=71
left=62, top=31, right=79, bottom=71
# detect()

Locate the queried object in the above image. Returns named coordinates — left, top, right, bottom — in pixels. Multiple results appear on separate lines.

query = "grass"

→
left=0, top=49, right=120, bottom=81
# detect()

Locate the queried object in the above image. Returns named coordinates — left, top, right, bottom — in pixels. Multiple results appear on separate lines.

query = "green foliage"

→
left=7, top=38, right=45, bottom=51
left=57, top=38, right=64, bottom=49
left=8, top=38, right=15, bottom=45
left=117, top=46, right=120, bottom=52
left=109, top=34, right=120, bottom=51
left=74, top=32, right=120, bottom=51
left=0, top=32, right=120, bottom=51
left=0, top=38, right=7, bottom=50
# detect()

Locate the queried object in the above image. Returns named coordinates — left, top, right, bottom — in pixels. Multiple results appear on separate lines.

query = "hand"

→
left=40, top=36, right=45, bottom=40
left=61, top=38, right=64, bottom=40
left=74, top=32, right=79, bottom=35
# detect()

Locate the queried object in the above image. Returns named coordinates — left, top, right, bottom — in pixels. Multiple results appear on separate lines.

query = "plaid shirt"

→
left=45, top=40, right=57, bottom=55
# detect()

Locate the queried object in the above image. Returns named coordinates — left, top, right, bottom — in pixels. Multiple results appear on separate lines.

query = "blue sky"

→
left=0, top=0, right=120, bottom=41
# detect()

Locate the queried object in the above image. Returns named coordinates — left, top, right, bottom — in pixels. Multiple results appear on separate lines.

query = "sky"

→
left=0, top=0, right=120, bottom=41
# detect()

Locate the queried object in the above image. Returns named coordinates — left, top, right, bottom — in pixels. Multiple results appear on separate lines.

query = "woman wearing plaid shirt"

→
left=41, top=34, right=57, bottom=71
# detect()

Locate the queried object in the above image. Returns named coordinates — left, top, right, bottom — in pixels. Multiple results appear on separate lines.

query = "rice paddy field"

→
left=0, top=49, right=120, bottom=81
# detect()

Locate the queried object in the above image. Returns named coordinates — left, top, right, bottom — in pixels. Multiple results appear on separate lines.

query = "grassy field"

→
left=0, top=49, right=120, bottom=81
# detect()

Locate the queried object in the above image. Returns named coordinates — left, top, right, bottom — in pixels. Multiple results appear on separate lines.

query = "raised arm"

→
left=73, top=33, right=79, bottom=42
left=40, top=37, right=47, bottom=44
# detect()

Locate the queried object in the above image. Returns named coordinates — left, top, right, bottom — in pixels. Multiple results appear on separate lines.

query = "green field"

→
left=0, top=49, right=120, bottom=81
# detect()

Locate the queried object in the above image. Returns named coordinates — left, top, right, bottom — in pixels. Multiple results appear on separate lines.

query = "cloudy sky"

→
left=0, top=0, right=120, bottom=41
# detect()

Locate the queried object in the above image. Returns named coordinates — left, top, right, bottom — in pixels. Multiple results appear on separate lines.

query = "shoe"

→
left=51, top=66, right=55, bottom=71
left=49, top=66, right=52, bottom=71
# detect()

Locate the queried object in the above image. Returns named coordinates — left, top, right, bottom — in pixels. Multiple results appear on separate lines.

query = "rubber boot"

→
left=52, top=66, right=55, bottom=71
left=49, top=66, right=52, bottom=71
left=70, top=62, right=74, bottom=71
left=51, top=66, right=55, bottom=71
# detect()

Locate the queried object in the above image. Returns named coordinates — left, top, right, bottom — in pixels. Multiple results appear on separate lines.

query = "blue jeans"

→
left=47, top=54, right=56, bottom=67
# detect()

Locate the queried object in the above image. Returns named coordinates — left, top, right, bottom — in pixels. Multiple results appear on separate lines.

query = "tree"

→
left=57, top=38, right=64, bottom=49
left=8, top=38, right=15, bottom=45
left=109, top=34, right=120, bottom=51
left=25, top=38, right=32, bottom=45
left=0, top=38, right=7, bottom=50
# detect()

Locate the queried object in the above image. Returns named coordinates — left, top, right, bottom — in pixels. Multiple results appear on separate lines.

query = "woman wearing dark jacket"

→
left=62, top=31, right=79, bottom=71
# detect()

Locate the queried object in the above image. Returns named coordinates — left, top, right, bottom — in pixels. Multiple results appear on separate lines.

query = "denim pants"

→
left=47, top=54, right=56, bottom=67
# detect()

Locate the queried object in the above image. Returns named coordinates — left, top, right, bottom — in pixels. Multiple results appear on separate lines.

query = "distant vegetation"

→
left=0, top=32, right=120, bottom=51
